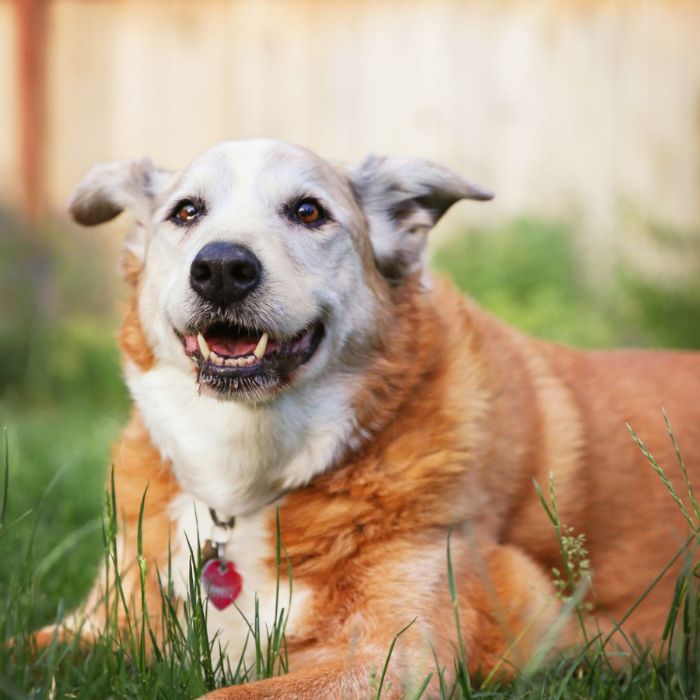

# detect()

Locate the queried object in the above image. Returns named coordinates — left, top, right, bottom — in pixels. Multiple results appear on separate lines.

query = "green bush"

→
left=0, top=211, right=126, bottom=411
left=432, top=218, right=700, bottom=350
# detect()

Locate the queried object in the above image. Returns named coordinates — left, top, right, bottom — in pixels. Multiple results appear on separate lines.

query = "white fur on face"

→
left=136, top=139, right=381, bottom=384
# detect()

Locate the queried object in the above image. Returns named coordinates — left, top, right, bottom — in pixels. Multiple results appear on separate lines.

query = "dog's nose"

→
left=190, top=241, right=262, bottom=305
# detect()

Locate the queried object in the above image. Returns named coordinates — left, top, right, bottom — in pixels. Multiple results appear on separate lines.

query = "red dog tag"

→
left=202, top=559, right=243, bottom=610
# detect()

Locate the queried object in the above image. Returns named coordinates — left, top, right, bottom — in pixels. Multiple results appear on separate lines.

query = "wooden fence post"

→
left=15, top=0, right=48, bottom=225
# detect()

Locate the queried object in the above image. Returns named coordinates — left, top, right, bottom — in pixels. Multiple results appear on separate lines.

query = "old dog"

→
left=40, top=139, right=700, bottom=696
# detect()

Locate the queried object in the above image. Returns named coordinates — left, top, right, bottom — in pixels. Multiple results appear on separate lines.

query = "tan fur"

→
left=120, top=251, right=156, bottom=372
left=40, top=142, right=700, bottom=697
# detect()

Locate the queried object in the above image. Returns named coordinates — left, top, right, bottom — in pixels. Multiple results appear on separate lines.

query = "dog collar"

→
left=202, top=508, right=235, bottom=562
left=200, top=491, right=290, bottom=610
left=201, top=508, right=243, bottom=610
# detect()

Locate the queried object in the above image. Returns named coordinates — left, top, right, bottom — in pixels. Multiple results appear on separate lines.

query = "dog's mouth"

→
left=179, top=319, right=325, bottom=399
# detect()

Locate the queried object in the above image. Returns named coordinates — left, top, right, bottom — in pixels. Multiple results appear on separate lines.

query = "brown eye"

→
left=294, top=199, right=324, bottom=226
left=170, top=200, right=202, bottom=225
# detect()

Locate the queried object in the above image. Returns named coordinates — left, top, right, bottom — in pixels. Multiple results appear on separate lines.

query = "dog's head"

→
left=70, top=140, right=491, bottom=403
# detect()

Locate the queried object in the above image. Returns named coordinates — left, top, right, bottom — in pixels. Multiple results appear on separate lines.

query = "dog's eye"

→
left=170, top=200, right=202, bottom=225
left=294, top=199, right=326, bottom=226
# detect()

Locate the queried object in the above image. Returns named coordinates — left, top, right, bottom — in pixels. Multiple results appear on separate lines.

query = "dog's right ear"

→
left=69, top=159, right=174, bottom=227
left=349, top=155, right=493, bottom=284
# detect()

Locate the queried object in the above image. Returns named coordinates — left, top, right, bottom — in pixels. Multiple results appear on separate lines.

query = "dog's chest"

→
left=126, top=362, right=356, bottom=515
left=124, top=362, right=356, bottom=660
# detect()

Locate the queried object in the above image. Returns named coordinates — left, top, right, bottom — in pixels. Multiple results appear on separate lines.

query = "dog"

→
left=38, top=139, right=700, bottom=697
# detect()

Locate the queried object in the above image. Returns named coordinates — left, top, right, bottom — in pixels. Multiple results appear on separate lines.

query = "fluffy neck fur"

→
left=275, top=278, right=490, bottom=577
left=120, top=258, right=464, bottom=517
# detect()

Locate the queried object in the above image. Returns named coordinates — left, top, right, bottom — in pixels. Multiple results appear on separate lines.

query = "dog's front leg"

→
left=31, top=413, right=180, bottom=650
left=199, top=659, right=400, bottom=700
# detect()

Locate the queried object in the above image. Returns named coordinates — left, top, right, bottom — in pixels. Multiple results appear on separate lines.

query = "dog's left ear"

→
left=349, top=155, right=493, bottom=282
left=68, top=158, right=175, bottom=261
left=69, top=159, right=175, bottom=227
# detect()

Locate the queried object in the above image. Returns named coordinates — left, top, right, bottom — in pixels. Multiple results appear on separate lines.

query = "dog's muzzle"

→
left=179, top=242, right=326, bottom=400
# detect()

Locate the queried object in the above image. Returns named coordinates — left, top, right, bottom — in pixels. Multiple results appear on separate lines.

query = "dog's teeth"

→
left=197, top=333, right=210, bottom=360
left=253, top=333, right=269, bottom=360
left=211, top=351, right=224, bottom=366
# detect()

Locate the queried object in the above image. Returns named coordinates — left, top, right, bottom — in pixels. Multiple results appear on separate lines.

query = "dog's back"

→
left=448, top=285, right=700, bottom=644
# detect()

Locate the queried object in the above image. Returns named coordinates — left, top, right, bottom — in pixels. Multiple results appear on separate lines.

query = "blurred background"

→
left=1, top=0, right=700, bottom=616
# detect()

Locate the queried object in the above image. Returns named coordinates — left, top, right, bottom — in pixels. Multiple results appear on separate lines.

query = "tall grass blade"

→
left=662, top=408, right=700, bottom=525
left=626, top=423, right=697, bottom=533
left=263, top=507, right=292, bottom=677
left=446, top=528, right=471, bottom=697
left=430, top=646, right=450, bottom=699
left=375, top=617, right=416, bottom=699
left=184, top=532, right=216, bottom=690
left=410, top=672, right=433, bottom=700
left=136, top=483, right=151, bottom=675
left=533, top=475, right=589, bottom=643
left=1, top=427, right=8, bottom=529
left=34, top=518, right=101, bottom=578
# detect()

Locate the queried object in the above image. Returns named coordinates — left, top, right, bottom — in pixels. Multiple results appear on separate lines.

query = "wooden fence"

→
left=1, top=0, right=699, bottom=280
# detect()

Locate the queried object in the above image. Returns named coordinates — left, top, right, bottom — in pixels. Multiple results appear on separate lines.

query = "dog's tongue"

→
left=208, top=336, right=258, bottom=357
left=183, top=334, right=257, bottom=357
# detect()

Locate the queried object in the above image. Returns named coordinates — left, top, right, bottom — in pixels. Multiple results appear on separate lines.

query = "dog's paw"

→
left=198, top=687, right=268, bottom=700
left=22, top=623, right=95, bottom=655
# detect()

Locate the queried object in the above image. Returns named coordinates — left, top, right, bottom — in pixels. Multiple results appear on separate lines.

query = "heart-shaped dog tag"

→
left=202, top=559, right=243, bottom=610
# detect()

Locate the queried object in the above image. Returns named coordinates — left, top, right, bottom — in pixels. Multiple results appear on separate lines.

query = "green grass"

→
left=2, top=217, right=700, bottom=697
